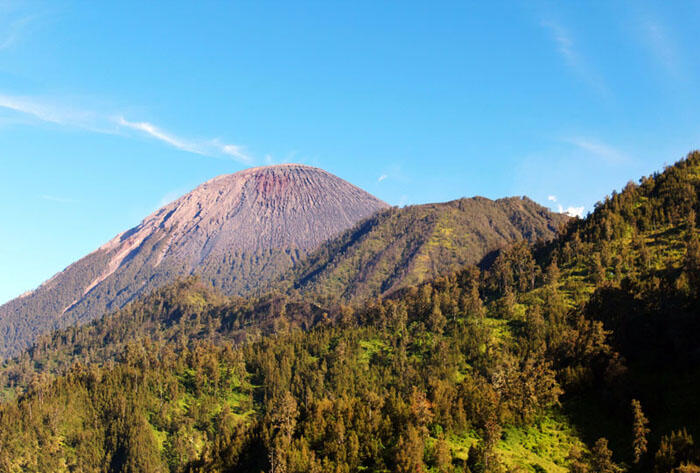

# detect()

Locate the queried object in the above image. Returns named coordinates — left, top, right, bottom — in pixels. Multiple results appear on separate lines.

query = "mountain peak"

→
left=0, top=166, right=388, bottom=358
left=141, top=163, right=387, bottom=253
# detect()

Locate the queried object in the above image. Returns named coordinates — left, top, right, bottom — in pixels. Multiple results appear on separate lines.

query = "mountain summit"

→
left=100, top=163, right=388, bottom=262
left=0, top=164, right=388, bottom=358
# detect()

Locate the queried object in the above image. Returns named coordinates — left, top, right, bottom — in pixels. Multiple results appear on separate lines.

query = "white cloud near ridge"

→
left=556, top=203, right=584, bottom=218
left=548, top=195, right=582, bottom=218
left=565, top=206, right=585, bottom=218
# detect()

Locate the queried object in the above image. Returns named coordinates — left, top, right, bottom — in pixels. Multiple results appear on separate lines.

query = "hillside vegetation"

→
left=1, top=153, right=700, bottom=472
left=283, top=196, right=568, bottom=302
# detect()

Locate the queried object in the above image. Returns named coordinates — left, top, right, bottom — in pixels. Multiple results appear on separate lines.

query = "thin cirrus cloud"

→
left=540, top=19, right=607, bottom=95
left=564, top=137, right=629, bottom=164
left=0, top=94, right=104, bottom=130
left=377, top=174, right=388, bottom=183
left=640, top=20, right=684, bottom=80
left=115, top=116, right=252, bottom=164
left=0, top=15, right=33, bottom=50
left=0, top=93, right=253, bottom=164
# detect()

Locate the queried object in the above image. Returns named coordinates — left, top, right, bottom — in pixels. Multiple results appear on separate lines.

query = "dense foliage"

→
left=1, top=152, right=700, bottom=472
left=0, top=271, right=583, bottom=472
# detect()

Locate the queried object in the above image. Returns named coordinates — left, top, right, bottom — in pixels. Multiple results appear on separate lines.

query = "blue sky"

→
left=1, top=1, right=699, bottom=304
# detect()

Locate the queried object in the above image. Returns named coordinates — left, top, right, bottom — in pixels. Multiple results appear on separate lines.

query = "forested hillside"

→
left=282, top=196, right=568, bottom=302
left=1, top=153, right=700, bottom=472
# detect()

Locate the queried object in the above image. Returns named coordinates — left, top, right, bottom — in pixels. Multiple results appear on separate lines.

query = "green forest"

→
left=2, top=152, right=700, bottom=472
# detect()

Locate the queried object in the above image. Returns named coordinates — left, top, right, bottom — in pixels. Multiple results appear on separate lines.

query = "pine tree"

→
left=631, top=399, right=650, bottom=464
left=428, top=299, right=447, bottom=335
left=395, top=426, right=425, bottom=473
left=546, top=259, right=560, bottom=286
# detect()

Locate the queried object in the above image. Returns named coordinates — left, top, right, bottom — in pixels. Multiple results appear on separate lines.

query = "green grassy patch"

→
left=497, top=414, right=585, bottom=473
left=359, top=338, right=390, bottom=365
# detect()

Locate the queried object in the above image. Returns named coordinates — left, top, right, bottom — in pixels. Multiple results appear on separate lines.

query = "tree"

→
left=566, top=446, right=589, bottom=473
left=655, top=429, right=696, bottom=473
left=267, top=391, right=299, bottom=473
left=395, top=426, right=425, bottom=473
left=591, top=252, right=606, bottom=285
left=631, top=399, right=650, bottom=464
left=428, top=299, right=447, bottom=335
left=433, top=436, right=452, bottom=473
left=462, top=284, right=485, bottom=319
left=545, top=259, right=560, bottom=286
left=591, top=438, right=621, bottom=473
left=410, top=387, right=434, bottom=434
left=684, top=227, right=700, bottom=292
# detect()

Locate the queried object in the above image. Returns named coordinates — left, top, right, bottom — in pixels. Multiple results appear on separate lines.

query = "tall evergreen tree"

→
left=631, top=399, right=650, bottom=465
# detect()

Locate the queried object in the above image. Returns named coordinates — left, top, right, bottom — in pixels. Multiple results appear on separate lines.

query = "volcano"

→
left=0, top=164, right=389, bottom=358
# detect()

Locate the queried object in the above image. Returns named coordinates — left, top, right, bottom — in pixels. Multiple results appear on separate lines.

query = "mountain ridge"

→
left=282, top=194, right=569, bottom=301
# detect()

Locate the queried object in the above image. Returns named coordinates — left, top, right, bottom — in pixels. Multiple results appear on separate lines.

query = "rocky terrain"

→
left=0, top=164, right=388, bottom=358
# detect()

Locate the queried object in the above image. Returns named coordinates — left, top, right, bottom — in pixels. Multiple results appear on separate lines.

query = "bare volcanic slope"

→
left=282, top=196, right=570, bottom=302
left=0, top=164, right=389, bottom=358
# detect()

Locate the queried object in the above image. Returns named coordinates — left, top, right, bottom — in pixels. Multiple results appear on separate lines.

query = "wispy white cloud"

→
left=640, top=20, right=682, bottom=79
left=0, top=93, right=254, bottom=163
left=116, top=116, right=253, bottom=163
left=375, top=164, right=409, bottom=186
left=564, top=137, right=629, bottom=164
left=260, top=151, right=302, bottom=167
left=542, top=20, right=575, bottom=65
left=547, top=195, right=557, bottom=202
left=114, top=116, right=253, bottom=163
left=220, top=143, right=252, bottom=163
left=115, top=116, right=194, bottom=152
left=0, top=15, right=33, bottom=50
left=541, top=20, right=607, bottom=94
left=0, top=94, right=103, bottom=129
left=0, top=0, right=42, bottom=53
